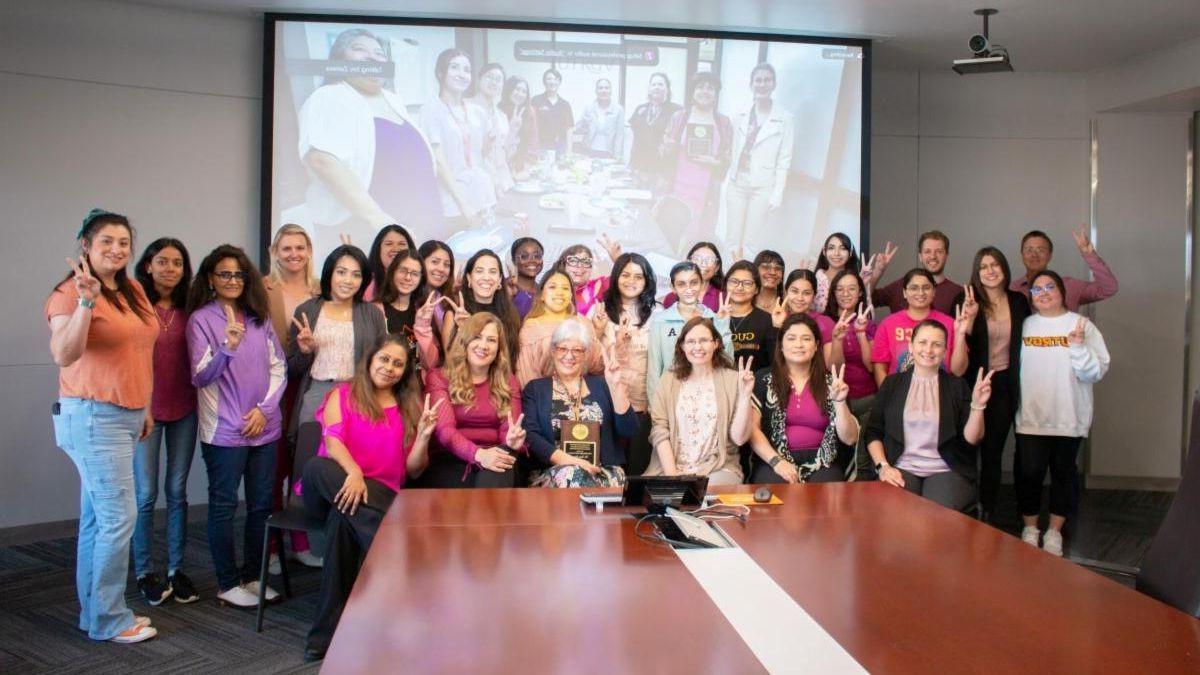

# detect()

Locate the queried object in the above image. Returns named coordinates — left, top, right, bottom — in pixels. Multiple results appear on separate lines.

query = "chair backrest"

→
left=291, top=420, right=323, bottom=486
left=1136, top=389, right=1200, bottom=617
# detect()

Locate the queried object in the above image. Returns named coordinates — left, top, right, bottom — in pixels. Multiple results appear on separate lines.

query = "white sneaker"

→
left=1042, top=529, right=1064, bottom=557
left=1021, top=526, right=1041, bottom=547
left=109, top=624, right=157, bottom=643
left=134, top=615, right=152, bottom=629
left=293, top=549, right=324, bottom=568
left=244, top=580, right=280, bottom=602
left=268, top=553, right=282, bottom=576
left=216, top=584, right=260, bottom=608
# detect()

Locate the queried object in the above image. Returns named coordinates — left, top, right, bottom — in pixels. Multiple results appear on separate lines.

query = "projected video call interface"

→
left=268, top=19, right=866, bottom=275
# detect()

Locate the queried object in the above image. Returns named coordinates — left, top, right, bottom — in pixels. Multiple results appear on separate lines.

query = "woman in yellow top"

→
left=514, top=269, right=603, bottom=387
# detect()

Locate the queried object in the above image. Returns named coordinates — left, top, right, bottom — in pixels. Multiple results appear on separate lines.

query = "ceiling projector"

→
left=953, top=8, right=1013, bottom=74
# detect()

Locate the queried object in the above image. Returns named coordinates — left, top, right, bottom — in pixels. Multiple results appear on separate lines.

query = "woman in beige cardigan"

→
left=645, top=317, right=755, bottom=484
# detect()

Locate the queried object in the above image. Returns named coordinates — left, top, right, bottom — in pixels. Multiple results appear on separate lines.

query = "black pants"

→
left=1014, top=434, right=1081, bottom=518
left=302, top=457, right=396, bottom=654
left=749, top=449, right=846, bottom=484
left=625, top=411, right=653, bottom=477
left=411, top=450, right=516, bottom=488
left=978, top=368, right=1017, bottom=513
left=897, top=467, right=976, bottom=511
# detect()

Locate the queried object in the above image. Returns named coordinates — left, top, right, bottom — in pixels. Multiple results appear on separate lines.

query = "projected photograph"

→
left=269, top=19, right=865, bottom=276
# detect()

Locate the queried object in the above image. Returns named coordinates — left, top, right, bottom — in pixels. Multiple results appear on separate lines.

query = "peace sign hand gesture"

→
left=715, top=291, right=731, bottom=319
left=771, top=297, right=788, bottom=328
left=972, top=368, right=995, bottom=408
left=290, top=313, right=316, bottom=354
left=67, top=255, right=101, bottom=303
left=597, top=233, right=622, bottom=262
left=1067, top=316, right=1088, bottom=345
left=954, top=290, right=978, bottom=335
left=591, top=302, right=609, bottom=335
left=602, top=341, right=626, bottom=392
left=736, top=356, right=755, bottom=399
left=339, top=233, right=353, bottom=246
left=829, top=363, right=850, bottom=403
left=854, top=302, right=874, bottom=333
left=444, top=291, right=470, bottom=326
left=1072, top=224, right=1095, bottom=255
left=222, top=304, right=246, bottom=351
left=503, top=261, right=519, bottom=299
left=504, top=412, right=527, bottom=449
left=416, top=291, right=442, bottom=324
left=832, top=309, right=853, bottom=342
left=417, top=394, right=442, bottom=439
left=875, top=241, right=899, bottom=271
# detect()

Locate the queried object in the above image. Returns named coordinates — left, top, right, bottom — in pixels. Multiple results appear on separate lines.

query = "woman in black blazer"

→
left=522, top=317, right=637, bottom=487
left=864, top=320, right=992, bottom=510
left=952, top=247, right=1031, bottom=521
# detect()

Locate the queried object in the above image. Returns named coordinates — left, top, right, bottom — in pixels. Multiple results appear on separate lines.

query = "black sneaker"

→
left=168, top=571, right=199, bottom=604
left=137, top=573, right=172, bottom=606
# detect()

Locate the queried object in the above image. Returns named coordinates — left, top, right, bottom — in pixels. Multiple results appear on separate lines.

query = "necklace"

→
left=156, top=305, right=176, bottom=330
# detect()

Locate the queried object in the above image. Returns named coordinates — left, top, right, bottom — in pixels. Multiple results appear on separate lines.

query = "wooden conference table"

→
left=322, top=483, right=1200, bottom=673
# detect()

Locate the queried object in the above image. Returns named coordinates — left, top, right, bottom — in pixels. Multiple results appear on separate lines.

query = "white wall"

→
left=0, top=0, right=261, bottom=528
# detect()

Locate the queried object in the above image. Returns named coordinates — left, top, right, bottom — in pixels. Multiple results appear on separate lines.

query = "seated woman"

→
left=421, top=312, right=526, bottom=488
left=515, top=269, right=603, bottom=386
left=301, top=335, right=437, bottom=661
left=522, top=317, right=637, bottom=487
left=748, top=314, right=858, bottom=483
left=864, top=320, right=992, bottom=510
left=645, top=317, right=754, bottom=485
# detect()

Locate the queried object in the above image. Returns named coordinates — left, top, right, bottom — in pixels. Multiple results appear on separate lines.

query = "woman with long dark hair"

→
left=663, top=71, right=732, bottom=234
left=47, top=209, right=158, bottom=643
left=515, top=269, right=603, bottom=386
left=186, top=245, right=286, bottom=608
left=753, top=249, right=785, bottom=313
left=364, top=224, right=415, bottom=302
left=823, top=269, right=877, bottom=479
left=814, top=232, right=876, bottom=313
left=499, top=75, right=540, bottom=176
left=130, top=237, right=199, bottom=605
left=440, top=249, right=521, bottom=362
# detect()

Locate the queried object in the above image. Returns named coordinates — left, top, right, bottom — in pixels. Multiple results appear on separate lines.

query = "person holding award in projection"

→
left=297, top=27, right=442, bottom=251
left=664, top=72, right=732, bottom=239
left=521, top=317, right=637, bottom=488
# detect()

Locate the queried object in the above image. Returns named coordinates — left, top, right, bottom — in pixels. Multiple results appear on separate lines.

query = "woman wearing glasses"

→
left=723, top=261, right=776, bottom=373
left=515, top=269, right=603, bottom=386
left=753, top=250, right=786, bottom=313
left=645, top=317, right=754, bottom=485
left=508, top=237, right=544, bottom=319
left=663, top=242, right=724, bottom=312
left=647, top=262, right=733, bottom=403
left=870, top=269, right=957, bottom=386
left=1014, top=270, right=1109, bottom=556
left=556, top=244, right=609, bottom=317
left=186, top=245, right=286, bottom=608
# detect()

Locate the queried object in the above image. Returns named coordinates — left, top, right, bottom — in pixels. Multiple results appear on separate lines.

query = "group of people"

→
left=46, top=208, right=1113, bottom=659
left=298, top=27, right=796, bottom=251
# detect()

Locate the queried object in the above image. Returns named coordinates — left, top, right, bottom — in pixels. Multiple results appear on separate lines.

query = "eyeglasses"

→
left=1030, top=283, right=1058, bottom=296
left=726, top=279, right=756, bottom=289
left=905, top=284, right=933, bottom=293
left=396, top=269, right=422, bottom=280
left=683, top=338, right=714, bottom=348
left=213, top=271, right=247, bottom=282
left=758, top=263, right=783, bottom=273
left=515, top=252, right=543, bottom=262
left=564, top=256, right=593, bottom=268
left=691, top=255, right=717, bottom=266
left=1023, top=246, right=1050, bottom=255
left=555, top=346, right=586, bottom=358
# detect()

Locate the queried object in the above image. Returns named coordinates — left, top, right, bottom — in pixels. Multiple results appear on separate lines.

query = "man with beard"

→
left=870, top=231, right=962, bottom=315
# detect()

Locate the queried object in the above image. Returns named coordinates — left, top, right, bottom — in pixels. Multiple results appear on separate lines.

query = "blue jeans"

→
left=132, top=412, right=197, bottom=577
left=201, top=441, right=276, bottom=591
left=53, top=397, right=143, bottom=640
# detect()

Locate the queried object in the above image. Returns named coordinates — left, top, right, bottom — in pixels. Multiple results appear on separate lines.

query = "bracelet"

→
left=970, top=402, right=987, bottom=411
left=768, top=454, right=783, bottom=468
left=78, top=297, right=96, bottom=310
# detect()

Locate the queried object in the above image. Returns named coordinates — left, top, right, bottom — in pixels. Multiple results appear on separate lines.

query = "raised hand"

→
left=854, top=302, right=874, bottom=333
left=798, top=256, right=816, bottom=272
left=505, top=412, right=527, bottom=449
left=339, top=233, right=353, bottom=246
left=875, top=241, right=899, bottom=272
left=828, top=363, right=849, bottom=403
left=732, top=245, right=746, bottom=262
left=614, top=313, right=633, bottom=360
left=736, top=356, right=755, bottom=398
left=597, top=233, right=622, bottom=262
left=591, top=302, right=609, bottom=335
left=715, top=291, right=731, bottom=320
left=1072, top=224, right=1095, bottom=255
left=954, top=297, right=977, bottom=336
left=417, top=394, right=442, bottom=439
left=771, top=297, right=788, bottom=328
left=223, top=303, right=246, bottom=351
left=832, top=308, right=852, bottom=342
left=503, top=261, right=519, bottom=299
left=67, top=255, right=101, bottom=303
left=1067, top=316, right=1088, bottom=345
left=444, top=291, right=470, bottom=327
left=602, top=341, right=625, bottom=392
left=416, top=291, right=442, bottom=324
left=241, top=406, right=267, bottom=437
left=291, top=313, right=316, bottom=354
left=972, top=368, right=995, bottom=408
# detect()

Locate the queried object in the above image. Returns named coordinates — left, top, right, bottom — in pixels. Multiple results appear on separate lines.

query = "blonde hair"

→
left=267, top=224, right=319, bottom=292
left=444, top=312, right=514, bottom=417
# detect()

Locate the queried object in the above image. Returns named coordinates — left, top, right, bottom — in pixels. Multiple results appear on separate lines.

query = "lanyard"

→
left=444, top=100, right=473, bottom=168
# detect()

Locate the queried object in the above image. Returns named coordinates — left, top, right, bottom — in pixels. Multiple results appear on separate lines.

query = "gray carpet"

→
left=0, top=487, right=1175, bottom=673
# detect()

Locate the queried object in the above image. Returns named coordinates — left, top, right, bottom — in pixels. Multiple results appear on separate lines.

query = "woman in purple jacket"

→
left=186, top=245, right=286, bottom=608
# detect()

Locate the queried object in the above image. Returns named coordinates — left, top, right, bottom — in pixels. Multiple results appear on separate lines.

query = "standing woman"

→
left=470, top=62, right=514, bottom=197
left=131, top=238, right=198, bottom=605
left=186, top=245, right=286, bottom=608
left=725, top=63, right=795, bottom=254
left=823, top=270, right=878, bottom=478
left=594, top=253, right=661, bottom=474
left=753, top=250, right=785, bottom=313
left=421, top=313, right=526, bottom=488
left=773, top=269, right=835, bottom=359
left=722, top=260, right=776, bottom=373
left=1015, top=270, right=1109, bottom=556
left=865, top=321, right=992, bottom=510
left=748, top=314, right=858, bottom=483
left=515, top=269, right=603, bottom=386
left=645, top=317, right=754, bottom=484
left=664, top=242, right=724, bottom=311
left=647, top=262, right=733, bottom=403
left=814, top=233, right=876, bottom=313
left=509, top=237, right=545, bottom=319
left=555, top=244, right=609, bottom=317
left=374, top=249, right=443, bottom=373
left=663, top=71, right=732, bottom=236
left=499, top=75, right=540, bottom=177
left=628, top=72, right=682, bottom=191
left=954, top=247, right=1031, bottom=521
left=47, top=209, right=159, bottom=643
left=440, top=249, right=522, bottom=363
left=364, top=224, right=415, bottom=302
left=420, top=48, right=496, bottom=231
left=870, top=268, right=956, bottom=386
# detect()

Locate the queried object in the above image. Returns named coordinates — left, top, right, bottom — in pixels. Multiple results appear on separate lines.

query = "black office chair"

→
left=256, top=420, right=325, bottom=632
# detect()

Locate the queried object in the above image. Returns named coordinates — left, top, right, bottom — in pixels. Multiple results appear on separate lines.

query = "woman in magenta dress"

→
left=663, top=71, right=733, bottom=237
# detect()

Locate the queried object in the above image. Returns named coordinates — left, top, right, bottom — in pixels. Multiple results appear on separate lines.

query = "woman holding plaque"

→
left=628, top=72, right=681, bottom=190
left=663, top=71, right=732, bottom=233
left=522, top=317, right=637, bottom=487
left=644, top=317, right=754, bottom=485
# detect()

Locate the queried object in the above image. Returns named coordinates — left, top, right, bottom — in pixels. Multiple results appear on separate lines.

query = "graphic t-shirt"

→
left=870, top=309, right=955, bottom=374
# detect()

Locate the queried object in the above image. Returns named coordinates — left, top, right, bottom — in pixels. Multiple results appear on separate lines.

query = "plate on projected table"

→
left=513, top=181, right=546, bottom=194
left=608, top=189, right=653, bottom=202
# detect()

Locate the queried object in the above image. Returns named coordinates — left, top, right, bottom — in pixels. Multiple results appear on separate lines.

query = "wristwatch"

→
left=768, top=454, right=783, bottom=468
left=78, top=297, right=96, bottom=309
left=875, top=461, right=887, bottom=473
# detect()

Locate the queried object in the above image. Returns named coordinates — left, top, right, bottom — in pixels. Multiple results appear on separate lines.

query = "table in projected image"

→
left=321, top=483, right=1200, bottom=674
